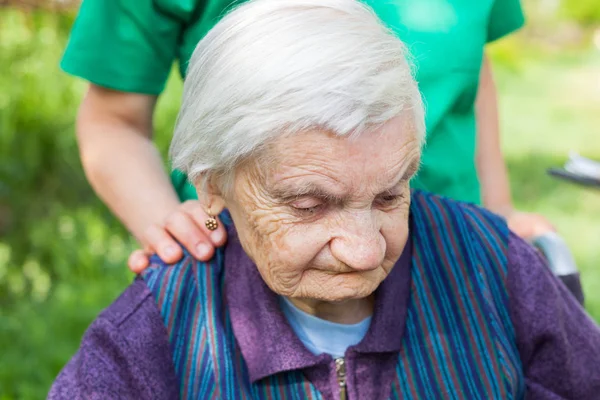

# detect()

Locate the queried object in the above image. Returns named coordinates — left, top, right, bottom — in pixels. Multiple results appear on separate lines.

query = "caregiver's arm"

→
left=77, top=85, right=226, bottom=269
left=475, top=53, right=553, bottom=239
left=507, top=233, right=600, bottom=398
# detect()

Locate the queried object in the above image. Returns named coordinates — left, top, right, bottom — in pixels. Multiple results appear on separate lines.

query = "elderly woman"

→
left=49, top=0, right=600, bottom=399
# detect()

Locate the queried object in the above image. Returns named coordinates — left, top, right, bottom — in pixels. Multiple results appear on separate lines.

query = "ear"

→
left=193, top=173, right=227, bottom=215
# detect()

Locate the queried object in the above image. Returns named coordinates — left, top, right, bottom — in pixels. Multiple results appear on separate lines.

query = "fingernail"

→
left=163, top=246, right=177, bottom=258
left=210, top=230, right=224, bottom=243
left=136, top=257, right=146, bottom=268
left=196, top=243, right=211, bottom=258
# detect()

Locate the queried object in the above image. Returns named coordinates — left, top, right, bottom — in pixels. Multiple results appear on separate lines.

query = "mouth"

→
left=307, top=266, right=384, bottom=280
left=311, top=263, right=382, bottom=274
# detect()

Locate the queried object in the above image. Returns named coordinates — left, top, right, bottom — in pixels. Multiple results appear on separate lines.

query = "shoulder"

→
left=87, top=278, right=174, bottom=359
left=48, top=280, right=178, bottom=399
left=410, top=190, right=510, bottom=284
left=505, top=231, right=574, bottom=315
left=141, top=253, right=199, bottom=286
left=410, top=190, right=508, bottom=237
left=506, top=232, right=600, bottom=397
left=141, top=250, right=225, bottom=319
left=96, top=278, right=155, bottom=327
left=61, top=0, right=207, bottom=94
left=505, top=232, right=551, bottom=319
left=141, top=251, right=222, bottom=295
left=487, top=0, right=525, bottom=43
left=506, top=232, right=546, bottom=281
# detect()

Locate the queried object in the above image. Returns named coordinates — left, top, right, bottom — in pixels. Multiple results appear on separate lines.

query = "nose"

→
left=329, top=211, right=386, bottom=272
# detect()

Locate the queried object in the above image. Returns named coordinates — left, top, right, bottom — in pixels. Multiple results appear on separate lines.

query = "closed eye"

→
left=291, top=198, right=326, bottom=216
left=374, top=193, right=405, bottom=209
left=294, top=204, right=325, bottom=215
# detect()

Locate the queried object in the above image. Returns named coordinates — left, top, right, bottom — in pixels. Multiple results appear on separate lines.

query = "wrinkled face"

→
left=223, top=115, right=420, bottom=301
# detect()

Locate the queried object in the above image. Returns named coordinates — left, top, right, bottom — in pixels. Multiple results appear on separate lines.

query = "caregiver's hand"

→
left=504, top=210, right=555, bottom=240
left=128, top=200, right=227, bottom=273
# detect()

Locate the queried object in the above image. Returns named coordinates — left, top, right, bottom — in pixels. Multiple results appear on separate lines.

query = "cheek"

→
left=381, top=220, right=408, bottom=262
left=381, top=202, right=411, bottom=261
left=240, top=212, right=331, bottom=294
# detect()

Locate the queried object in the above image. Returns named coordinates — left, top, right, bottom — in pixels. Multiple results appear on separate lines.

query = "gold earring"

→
left=205, top=209, right=219, bottom=231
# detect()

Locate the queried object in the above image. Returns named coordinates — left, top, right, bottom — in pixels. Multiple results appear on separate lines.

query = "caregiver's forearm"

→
left=475, top=53, right=513, bottom=215
left=76, top=85, right=181, bottom=243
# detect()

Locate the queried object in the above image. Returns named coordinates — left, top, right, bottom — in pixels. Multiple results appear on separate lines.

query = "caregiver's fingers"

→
left=131, top=201, right=225, bottom=272
left=128, top=249, right=150, bottom=274
left=164, top=209, right=216, bottom=261
left=144, top=223, right=185, bottom=263
left=181, top=200, right=228, bottom=247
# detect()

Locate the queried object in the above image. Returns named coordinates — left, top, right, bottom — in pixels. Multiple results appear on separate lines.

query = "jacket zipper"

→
left=335, top=357, right=347, bottom=400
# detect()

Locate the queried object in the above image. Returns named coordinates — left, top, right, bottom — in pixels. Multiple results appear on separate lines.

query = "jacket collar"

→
left=224, top=221, right=412, bottom=382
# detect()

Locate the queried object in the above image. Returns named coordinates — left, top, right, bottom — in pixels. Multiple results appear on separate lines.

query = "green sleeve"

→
left=61, top=0, right=192, bottom=94
left=487, top=0, right=525, bottom=43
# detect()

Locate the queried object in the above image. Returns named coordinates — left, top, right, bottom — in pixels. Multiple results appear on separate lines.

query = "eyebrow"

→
left=404, top=158, right=421, bottom=180
left=365, top=157, right=418, bottom=197
left=271, top=157, right=421, bottom=201
left=270, top=182, right=346, bottom=203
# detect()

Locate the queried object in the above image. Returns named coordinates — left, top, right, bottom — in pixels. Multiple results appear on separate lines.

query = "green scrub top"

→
left=61, top=0, right=524, bottom=204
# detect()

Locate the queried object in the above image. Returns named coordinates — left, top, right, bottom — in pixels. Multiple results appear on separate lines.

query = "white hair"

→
left=170, top=0, right=424, bottom=191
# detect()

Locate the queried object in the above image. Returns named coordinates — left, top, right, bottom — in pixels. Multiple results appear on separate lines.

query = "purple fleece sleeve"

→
left=47, top=279, right=179, bottom=400
left=507, top=233, right=600, bottom=399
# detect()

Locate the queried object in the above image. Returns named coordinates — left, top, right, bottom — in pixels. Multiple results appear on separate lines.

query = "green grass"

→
left=494, top=50, right=600, bottom=321
left=1, top=9, right=599, bottom=399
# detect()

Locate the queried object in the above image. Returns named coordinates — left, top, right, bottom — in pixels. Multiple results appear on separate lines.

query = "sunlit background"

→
left=0, top=0, right=599, bottom=398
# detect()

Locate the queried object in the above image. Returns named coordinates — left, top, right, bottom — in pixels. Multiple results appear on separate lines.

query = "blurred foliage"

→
left=0, top=9, right=180, bottom=398
left=560, top=0, right=600, bottom=26
left=0, top=9, right=132, bottom=397
left=1, top=3, right=600, bottom=399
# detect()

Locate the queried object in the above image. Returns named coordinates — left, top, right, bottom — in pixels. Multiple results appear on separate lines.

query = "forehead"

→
left=266, top=115, right=420, bottom=191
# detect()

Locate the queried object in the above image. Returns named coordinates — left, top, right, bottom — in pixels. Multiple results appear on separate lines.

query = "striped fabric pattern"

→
left=143, top=191, right=524, bottom=399
left=390, top=192, right=524, bottom=399
left=143, top=215, right=323, bottom=399
left=144, top=258, right=323, bottom=398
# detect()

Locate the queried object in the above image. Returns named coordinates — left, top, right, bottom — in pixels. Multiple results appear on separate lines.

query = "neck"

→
left=286, top=295, right=375, bottom=324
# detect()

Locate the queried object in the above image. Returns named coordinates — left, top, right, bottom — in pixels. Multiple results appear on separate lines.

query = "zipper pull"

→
left=335, top=357, right=347, bottom=400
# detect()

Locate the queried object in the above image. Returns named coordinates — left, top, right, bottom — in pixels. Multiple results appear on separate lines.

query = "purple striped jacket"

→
left=48, top=192, right=600, bottom=399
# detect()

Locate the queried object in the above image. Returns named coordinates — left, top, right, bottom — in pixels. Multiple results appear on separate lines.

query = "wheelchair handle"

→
left=532, top=232, right=578, bottom=276
left=532, top=232, right=584, bottom=305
